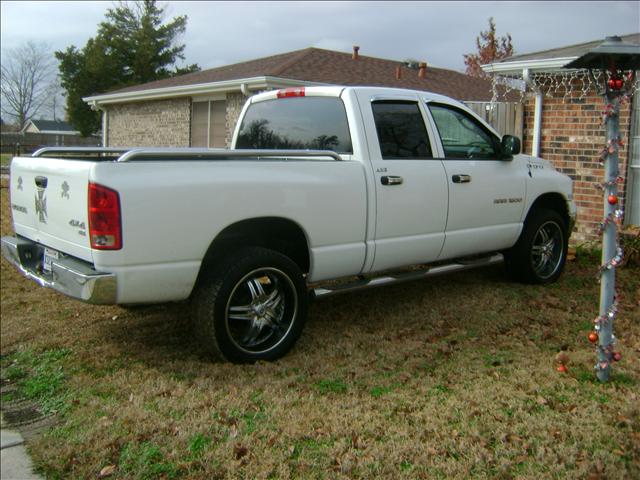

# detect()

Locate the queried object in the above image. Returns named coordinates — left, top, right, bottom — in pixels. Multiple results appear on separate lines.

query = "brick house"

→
left=83, top=47, right=497, bottom=150
left=483, top=33, right=640, bottom=245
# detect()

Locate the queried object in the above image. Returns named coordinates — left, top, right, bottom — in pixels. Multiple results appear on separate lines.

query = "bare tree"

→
left=1, top=41, right=57, bottom=130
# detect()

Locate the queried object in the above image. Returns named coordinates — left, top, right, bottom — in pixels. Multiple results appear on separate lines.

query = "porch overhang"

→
left=481, top=56, right=579, bottom=77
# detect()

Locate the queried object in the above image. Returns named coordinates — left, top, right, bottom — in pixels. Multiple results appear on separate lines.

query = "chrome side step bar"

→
left=312, top=254, right=503, bottom=299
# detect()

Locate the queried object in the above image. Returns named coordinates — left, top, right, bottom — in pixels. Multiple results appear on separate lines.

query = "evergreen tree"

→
left=56, top=1, right=199, bottom=136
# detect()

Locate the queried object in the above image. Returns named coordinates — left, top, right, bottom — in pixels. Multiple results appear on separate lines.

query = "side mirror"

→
left=501, top=135, right=521, bottom=158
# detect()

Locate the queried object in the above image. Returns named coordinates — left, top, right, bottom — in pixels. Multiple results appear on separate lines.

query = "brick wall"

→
left=107, top=98, right=191, bottom=147
left=225, top=92, right=248, bottom=146
left=522, top=83, right=632, bottom=245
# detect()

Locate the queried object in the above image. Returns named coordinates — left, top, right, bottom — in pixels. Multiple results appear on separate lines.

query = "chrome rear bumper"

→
left=1, top=236, right=116, bottom=304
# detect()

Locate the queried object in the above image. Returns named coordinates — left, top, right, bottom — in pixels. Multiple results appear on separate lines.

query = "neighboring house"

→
left=483, top=33, right=640, bottom=244
left=22, top=119, right=80, bottom=136
left=83, top=47, right=498, bottom=150
left=1, top=119, right=99, bottom=154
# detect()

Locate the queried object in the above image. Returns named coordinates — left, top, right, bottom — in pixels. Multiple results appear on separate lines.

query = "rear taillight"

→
left=88, top=183, right=122, bottom=250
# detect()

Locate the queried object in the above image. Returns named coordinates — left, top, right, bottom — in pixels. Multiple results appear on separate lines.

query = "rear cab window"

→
left=236, top=96, right=353, bottom=153
left=371, top=101, right=432, bottom=159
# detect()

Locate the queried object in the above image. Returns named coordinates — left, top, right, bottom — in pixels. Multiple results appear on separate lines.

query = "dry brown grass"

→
left=1, top=178, right=639, bottom=479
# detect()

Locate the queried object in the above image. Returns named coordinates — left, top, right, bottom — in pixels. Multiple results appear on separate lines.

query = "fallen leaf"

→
left=504, top=433, right=522, bottom=443
left=233, top=443, right=248, bottom=460
left=98, top=465, right=116, bottom=478
left=555, top=352, right=570, bottom=365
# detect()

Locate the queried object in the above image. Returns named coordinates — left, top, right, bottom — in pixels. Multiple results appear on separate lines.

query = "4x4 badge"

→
left=35, top=190, right=47, bottom=223
left=61, top=181, right=70, bottom=199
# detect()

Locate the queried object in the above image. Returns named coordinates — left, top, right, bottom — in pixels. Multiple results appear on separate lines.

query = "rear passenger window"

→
left=372, top=101, right=432, bottom=159
left=236, top=97, right=352, bottom=153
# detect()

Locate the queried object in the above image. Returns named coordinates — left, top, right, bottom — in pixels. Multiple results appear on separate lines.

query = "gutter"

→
left=481, top=56, right=578, bottom=75
left=88, top=100, right=109, bottom=147
left=83, top=76, right=330, bottom=106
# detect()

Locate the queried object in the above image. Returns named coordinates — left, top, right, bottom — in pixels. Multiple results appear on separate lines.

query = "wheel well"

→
left=526, top=193, right=570, bottom=228
left=198, top=217, right=310, bottom=282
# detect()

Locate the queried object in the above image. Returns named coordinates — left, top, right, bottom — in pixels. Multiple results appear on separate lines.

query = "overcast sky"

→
left=2, top=0, right=639, bottom=74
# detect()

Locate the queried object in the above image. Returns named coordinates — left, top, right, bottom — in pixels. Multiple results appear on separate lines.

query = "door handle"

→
left=381, top=175, right=403, bottom=186
left=452, top=174, right=471, bottom=184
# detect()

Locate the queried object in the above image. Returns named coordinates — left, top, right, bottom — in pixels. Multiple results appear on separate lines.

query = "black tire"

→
left=504, top=208, right=568, bottom=284
left=191, top=247, right=308, bottom=363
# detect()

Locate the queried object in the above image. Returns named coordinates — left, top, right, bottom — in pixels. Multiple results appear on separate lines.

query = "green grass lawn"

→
left=0, top=153, right=13, bottom=167
left=1, top=181, right=639, bottom=479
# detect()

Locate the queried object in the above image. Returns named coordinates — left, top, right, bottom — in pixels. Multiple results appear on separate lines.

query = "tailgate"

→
left=9, top=156, right=94, bottom=262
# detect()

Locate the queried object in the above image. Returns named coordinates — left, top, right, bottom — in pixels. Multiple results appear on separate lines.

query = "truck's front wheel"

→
left=192, top=247, right=308, bottom=363
left=504, top=208, right=568, bottom=284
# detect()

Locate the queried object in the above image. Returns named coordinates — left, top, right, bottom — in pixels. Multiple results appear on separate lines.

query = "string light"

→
left=489, top=69, right=640, bottom=104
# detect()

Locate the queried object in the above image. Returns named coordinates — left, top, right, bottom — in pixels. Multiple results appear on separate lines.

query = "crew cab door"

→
left=355, top=90, right=448, bottom=272
left=425, top=102, right=525, bottom=259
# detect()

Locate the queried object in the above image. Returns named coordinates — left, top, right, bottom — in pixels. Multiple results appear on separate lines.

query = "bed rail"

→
left=31, top=147, right=343, bottom=162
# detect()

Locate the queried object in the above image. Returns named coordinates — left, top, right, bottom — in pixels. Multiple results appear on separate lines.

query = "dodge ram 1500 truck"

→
left=2, top=86, right=576, bottom=363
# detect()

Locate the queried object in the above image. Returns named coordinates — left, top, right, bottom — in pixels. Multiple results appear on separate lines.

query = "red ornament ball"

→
left=608, top=78, right=616, bottom=89
left=613, top=352, right=622, bottom=362
left=608, top=194, right=618, bottom=205
left=615, top=78, right=624, bottom=90
left=556, top=364, right=568, bottom=373
left=588, top=332, right=599, bottom=343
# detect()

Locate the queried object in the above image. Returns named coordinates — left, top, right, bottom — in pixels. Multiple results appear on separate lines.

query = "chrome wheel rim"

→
left=225, top=267, right=298, bottom=354
left=530, top=220, right=564, bottom=280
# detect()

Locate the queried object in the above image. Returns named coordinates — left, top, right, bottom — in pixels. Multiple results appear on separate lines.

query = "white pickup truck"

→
left=2, top=86, right=576, bottom=362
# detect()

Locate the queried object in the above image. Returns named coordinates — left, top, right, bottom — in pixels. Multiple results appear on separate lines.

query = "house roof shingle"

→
left=105, top=47, right=495, bottom=102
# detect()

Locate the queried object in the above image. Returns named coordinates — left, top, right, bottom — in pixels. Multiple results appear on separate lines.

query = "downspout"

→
left=89, top=100, right=109, bottom=147
left=240, top=83, right=251, bottom=97
left=523, top=68, right=542, bottom=157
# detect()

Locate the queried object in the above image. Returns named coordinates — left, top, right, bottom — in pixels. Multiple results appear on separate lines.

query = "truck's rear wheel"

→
left=504, top=208, right=568, bottom=284
left=192, top=247, right=308, bottom=363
